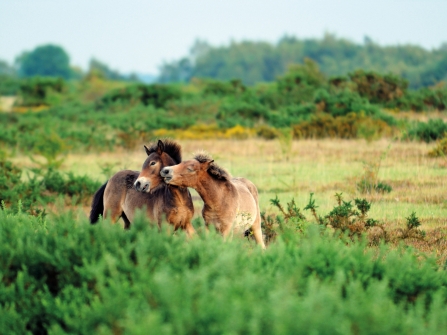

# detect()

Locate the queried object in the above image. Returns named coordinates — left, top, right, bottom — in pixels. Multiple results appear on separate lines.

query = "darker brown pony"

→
left=160, top=153, right=266, bottom=248
left=89, top=139, right=195, bottom=236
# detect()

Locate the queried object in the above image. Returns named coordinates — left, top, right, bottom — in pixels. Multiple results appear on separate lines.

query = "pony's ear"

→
left=144, top=145, right=150, bottom=156
left=202, top=159, right=214, bottom=170
left=157, top=140, right=165, bottom=155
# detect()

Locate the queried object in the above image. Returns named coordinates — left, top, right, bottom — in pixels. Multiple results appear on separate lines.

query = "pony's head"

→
left=134, top=139, right=182, bottom=193
left=160, top=152, right=230, bottom=188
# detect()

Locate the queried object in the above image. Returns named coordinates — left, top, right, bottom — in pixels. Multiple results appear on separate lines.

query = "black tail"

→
left=89, top=182, right=108, bottom=224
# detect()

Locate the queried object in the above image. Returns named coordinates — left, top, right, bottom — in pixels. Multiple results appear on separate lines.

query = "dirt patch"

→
left=0, top=96, right=16, bottom=112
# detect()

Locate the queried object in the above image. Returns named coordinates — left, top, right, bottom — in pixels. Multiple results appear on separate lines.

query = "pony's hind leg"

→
left=103, top=205, right=123, bottom=225
left=121, top=212, right=131, bottom=229
left=252, top=217, right=266, bottom=249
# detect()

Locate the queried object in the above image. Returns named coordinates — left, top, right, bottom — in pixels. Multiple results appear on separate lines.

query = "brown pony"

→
left=89, top=140, right=195, bottom=236
left=160, top=153, right=266, bottom=248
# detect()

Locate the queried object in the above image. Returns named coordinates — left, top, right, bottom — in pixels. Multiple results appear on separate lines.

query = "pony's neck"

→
left=194, top=175, right=230, bottom=208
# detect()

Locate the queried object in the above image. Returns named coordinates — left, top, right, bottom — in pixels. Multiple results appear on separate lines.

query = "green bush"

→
left=97, top=83, right=181, bottom=109
left=0, top=75, right=21, bottom=96
left=202, top=79, right=246, bottom=96
left=267, top=103, right=315, bottom=128
left=349, top=70, right=408, bottom=104
left=276, top=59, right=326, bottom=105
left=292, top=112, right=392, bottom=139
left=0, top=160, right=101, bottom=213
left=1, top=209, right=447, bottom=334
left=406, top=119, right=447, bottom=142
left=216, top=98, right=270, bottom=128
left=314, top=88, right=382, bottom=117
left=428, top=136, right=447, bottom=157
left=18, top=77, right=65, bottom=106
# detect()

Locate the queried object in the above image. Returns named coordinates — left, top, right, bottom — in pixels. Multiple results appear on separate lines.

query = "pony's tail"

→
left=89, top=182, right=107, bottom=224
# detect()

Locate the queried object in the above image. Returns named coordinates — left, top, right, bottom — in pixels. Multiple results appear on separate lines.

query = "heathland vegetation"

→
left=1, top=37, right=447, bottom=334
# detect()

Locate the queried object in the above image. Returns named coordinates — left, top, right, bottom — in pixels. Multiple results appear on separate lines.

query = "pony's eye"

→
left=150, top=161, right=156, bottom=166
left=187, top=167, right=194, bottom=172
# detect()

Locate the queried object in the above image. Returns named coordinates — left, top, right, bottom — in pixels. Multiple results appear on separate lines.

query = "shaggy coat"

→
left=160, top=153, right=265, bottom=248
left=90, top=140, right=195, bottom=235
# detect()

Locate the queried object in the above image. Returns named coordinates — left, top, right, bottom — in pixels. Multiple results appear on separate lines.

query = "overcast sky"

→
left=1, top=0, right=447, bottom=75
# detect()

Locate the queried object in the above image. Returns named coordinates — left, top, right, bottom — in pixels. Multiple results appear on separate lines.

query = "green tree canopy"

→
left=0, top=60, right=16, bottom=77
left=158, top=34, right=447, bottom=88
left=16, top=44, right=71, bottom=79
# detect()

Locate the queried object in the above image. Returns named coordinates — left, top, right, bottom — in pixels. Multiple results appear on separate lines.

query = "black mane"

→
left=146, top=139, right=182, bottom=164
left=194, top=152, right=231, bottom=181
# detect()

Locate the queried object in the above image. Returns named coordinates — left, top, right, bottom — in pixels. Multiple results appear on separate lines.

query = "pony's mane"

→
left=194, top=152, right=231, bottom=181
left=147, top=139, right=182, bottom=164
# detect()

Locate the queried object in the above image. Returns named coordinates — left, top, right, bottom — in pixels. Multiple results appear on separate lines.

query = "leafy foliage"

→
left=1, top=207, right=445, bottom=334
left=159, top=34, right=447, bottom=88
left=0, top=159, right=101, bottom=214
left=16, top=44, right=71, bottom=79
left=97, top=83, right=181, bottom=109
left=2, top=63, right=447, bottom=154
left=18, top=77, right=65, bottom=107
left=406, top=119, right=447, bottom=142
left=428, top=136, right=447, bottom=157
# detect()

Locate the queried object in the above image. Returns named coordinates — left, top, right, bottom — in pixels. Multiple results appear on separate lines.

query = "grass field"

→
left=4, top=138, right=447, bottom=334
left=14, top=138, right=447, bottom=231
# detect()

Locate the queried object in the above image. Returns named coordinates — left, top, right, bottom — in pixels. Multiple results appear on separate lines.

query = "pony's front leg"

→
left=220, top=221, right=234, bottom=241
left=184, top=222, right=196, bottom=238
left=103, top=206, right=120, bottom=223
left=103, top=206, right=128, bottom=229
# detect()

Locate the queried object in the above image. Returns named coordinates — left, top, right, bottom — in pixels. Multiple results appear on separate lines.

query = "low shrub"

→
left=0, top=75, right=21, bottom=96
left=18, top=77, right=65, bottom=107
left=349, top=70, right=408, bottom=104
left=428, top=136, right=447, bottom=157
left=0, top=160, right=101, bottom=213
left=97, top=83, right=181, bottom=109
left=202, top=79, right=246, bottom=96
left=216, top=98, right=269, bottom=128
left=267, top=103, right=315, bottom=128
left=406, top=119, right=447, bottom=142
left=292, top=112, right=392, bottom=139
left=1, top=208, right=446, bottom=334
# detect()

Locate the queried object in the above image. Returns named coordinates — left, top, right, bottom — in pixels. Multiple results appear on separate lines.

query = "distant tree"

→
left=158, top=39, right=209, bottom=83
left=158, top=35, right=446, bottom=88
left=417, top=54, right=447, bottom=87
left=16, top=44, right=71, bottom=79
left=158, top=58, right=192, bottom=83
left=87, top=58, right=127, bottom=81
left=0, top=60, right=16, bottom=77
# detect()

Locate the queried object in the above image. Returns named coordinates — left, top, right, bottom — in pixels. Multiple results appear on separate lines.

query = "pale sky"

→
left=1, top=0, right=446, bottom=75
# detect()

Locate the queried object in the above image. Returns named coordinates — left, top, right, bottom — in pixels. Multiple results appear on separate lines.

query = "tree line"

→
left=0, top=44, right=137, bottom=83
left=159, top=34, right=447, bottom=88
left=1, top=34, right=446, bottom=94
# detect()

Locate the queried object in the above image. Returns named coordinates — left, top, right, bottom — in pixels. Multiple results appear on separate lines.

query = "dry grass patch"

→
left=13, top=138, right=447, bottom=227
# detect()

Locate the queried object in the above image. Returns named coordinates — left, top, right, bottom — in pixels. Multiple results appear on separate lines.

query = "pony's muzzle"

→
left=134, top=178, right=150, bottom=193
left=160, top=167, right=173, bottom=183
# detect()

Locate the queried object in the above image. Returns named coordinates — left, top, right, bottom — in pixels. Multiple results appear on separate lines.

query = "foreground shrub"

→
left=1, top=209, right=447, bottom=334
